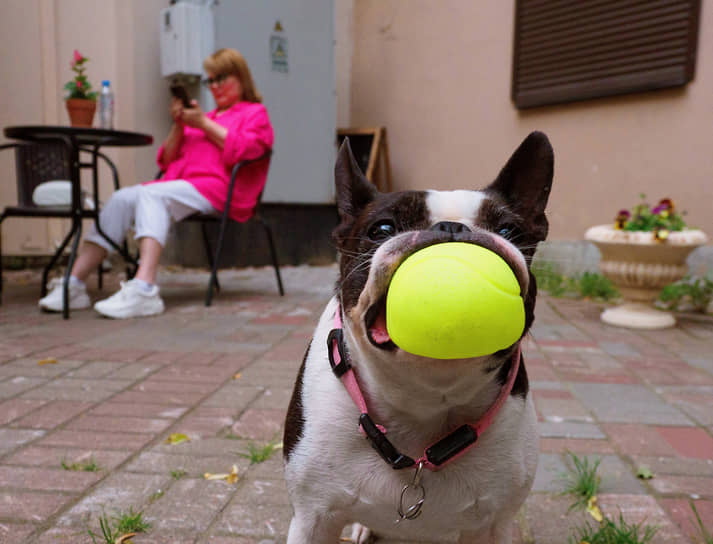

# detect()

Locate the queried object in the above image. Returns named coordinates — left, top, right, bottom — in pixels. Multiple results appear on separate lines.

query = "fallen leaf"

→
left=232, top=372, right=242, bottom=380
left=116, top=533, right=137, bottom=543
left=586, top=496, right=603, bottom=522
left=38, top=358, right=58, bottom=365
left=165, top=433, right=190, bottom=445
left=636, top=465, right=654, bottom=479
left=204, top=464, right=239, bottom=484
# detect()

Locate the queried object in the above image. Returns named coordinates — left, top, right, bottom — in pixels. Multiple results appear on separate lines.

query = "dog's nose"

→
left=430, top=221, right=471, bottom=234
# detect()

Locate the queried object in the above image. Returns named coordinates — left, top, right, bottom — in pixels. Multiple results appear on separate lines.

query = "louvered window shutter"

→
left=512, top=0, right=702, bottom=109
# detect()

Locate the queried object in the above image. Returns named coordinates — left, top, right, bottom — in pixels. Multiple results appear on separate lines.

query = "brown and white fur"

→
left=283, top=132, right=554, bottom=543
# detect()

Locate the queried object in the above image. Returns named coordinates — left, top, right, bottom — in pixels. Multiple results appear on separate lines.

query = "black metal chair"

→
left=166, top=149, right=284, bottom=306
left=0, top=140, right=136, bottom=317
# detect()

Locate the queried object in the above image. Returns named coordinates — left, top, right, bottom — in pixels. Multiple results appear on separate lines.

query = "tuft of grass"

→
left=690, top=500, right=713, bottom=544
left=560, top=451, right=601, bottom=511
left=170, top=469, right=187, bottom=480
left=61, top=457, right=101, bottom=472
left=114, top=507, right=151, bottom=534
left=569, top=512, right=658, bottom=544
left=532, top=261, right=570, bottom=297
left=656, top=275, right=713, bottom=313
left=88, top=507, right=151, bottom=544
left=238, top=441, right=282, bottom=464
left=532, top=261, right=618, bottom=301
left=576, top=271, right=619, bottom=301
left=148, top=489, right=164, bottom=503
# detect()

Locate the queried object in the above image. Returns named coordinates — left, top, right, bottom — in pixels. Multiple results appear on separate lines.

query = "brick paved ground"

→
left=1, top=264, right=712, bottom=543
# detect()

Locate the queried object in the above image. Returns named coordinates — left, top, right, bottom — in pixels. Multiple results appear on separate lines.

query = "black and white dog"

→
left=283, top=132, right=554, bottom=543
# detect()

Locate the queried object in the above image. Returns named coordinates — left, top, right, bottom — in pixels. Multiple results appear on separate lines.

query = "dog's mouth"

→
left=365, top=296, right=396, bottom=350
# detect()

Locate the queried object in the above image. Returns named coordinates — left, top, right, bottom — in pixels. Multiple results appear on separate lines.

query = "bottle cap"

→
left=102, top=80, right=110, bottom=86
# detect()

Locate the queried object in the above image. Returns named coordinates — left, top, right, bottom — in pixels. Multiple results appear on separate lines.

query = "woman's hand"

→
left=180, top=100, right=207, bottom=129
left=170, top=98, right=184, bottom=125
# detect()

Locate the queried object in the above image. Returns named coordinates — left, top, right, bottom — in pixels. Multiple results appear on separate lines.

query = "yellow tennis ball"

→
left=386, top=242, right=525, bottom=359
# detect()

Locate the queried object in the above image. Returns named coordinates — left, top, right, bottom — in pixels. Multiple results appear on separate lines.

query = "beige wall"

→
left=0, top=0, right=168, bottom=256
left=350, top=1, right=713, bottom=241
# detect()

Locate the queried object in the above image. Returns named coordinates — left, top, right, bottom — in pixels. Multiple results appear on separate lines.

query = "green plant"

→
left=656, top=275, right=713, bottom=313
left=61, top=457, right=101, bottom=472
left=88, top=507, right=151, bottom=544
left=576, top=271, right=619, bottom=301
left=532, top=261, right=570, bottom=297
left=615, top=194, right=688, bottom=237
left=560, top=451, right=601, bottom=511
left=64, top=50, right=97, bottom=100
left=239, top=441, right=282, bottom=464
left=569, top=512, right=658, bottom=544
left=690, top=500, right=713, bottom=544
left=170, top=469, right=187, bottom=480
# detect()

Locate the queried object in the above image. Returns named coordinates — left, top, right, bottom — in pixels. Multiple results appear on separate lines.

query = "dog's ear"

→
left=335, top=138, right=379, bottom=223
left=487, top=131, right=554, bottom=240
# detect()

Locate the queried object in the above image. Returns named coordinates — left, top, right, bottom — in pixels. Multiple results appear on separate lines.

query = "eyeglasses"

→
left=201, top=74, right=230, bottom=87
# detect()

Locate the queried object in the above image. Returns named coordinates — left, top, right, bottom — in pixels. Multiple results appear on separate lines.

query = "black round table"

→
left=4, top=125, right=153, bottom=148
left=2, top=125, right=153, bottom=318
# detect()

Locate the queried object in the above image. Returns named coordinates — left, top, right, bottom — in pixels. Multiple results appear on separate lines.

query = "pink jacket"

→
left=153, top=101, right=274, bottom=222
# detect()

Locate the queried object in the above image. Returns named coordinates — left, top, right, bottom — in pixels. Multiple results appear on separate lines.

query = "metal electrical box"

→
left=214, top=0, right=336, bottom=204
left=160, top=2, right=214, bottom=78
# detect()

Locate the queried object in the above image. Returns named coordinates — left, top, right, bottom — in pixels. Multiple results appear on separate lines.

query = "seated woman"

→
left=39, top=48, right=274, bottom=318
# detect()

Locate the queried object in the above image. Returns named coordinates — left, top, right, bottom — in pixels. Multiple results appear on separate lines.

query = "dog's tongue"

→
left=369, top=309, right=391, bottom=344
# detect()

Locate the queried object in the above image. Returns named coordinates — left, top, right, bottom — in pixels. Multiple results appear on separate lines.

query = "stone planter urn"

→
left=585, top=225, right=708, bottom=329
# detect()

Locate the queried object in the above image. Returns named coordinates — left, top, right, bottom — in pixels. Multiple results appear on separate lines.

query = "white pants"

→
left=84, top=180, right=216, bottom=252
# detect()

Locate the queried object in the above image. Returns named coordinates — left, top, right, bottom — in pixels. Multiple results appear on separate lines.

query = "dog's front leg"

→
left=287, top=509, right=346, bottom=544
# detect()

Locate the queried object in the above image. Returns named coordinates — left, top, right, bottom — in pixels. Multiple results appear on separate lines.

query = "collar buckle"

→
left=327, top=328, right=351, bottom=377
left=360, top=413, right=415, bottom=470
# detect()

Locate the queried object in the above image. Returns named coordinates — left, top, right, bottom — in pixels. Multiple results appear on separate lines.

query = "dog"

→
left=283, top=131, right=554, bottom=543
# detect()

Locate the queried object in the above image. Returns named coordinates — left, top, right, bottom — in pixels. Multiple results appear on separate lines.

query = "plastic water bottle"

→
left=99, top=80, right=114, bottom=129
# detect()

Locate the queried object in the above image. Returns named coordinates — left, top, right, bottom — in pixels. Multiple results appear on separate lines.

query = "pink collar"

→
left=328, top=304, right=521, bottom=472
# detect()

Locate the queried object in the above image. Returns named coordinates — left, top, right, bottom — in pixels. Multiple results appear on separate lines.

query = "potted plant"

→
left=585, top=195, right=708, bottom=329
left=64, top=50, right=97, bottom=127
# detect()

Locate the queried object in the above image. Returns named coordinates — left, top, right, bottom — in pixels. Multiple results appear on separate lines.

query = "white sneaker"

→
left=93, top=279, right=165, bottom=319
left=39, top=277, right=91, bottom=312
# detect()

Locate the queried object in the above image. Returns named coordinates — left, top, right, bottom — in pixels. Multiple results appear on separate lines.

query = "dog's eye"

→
left=497, top=225, right=516, bottom=239
left=368, top=220, right=396, bottom=241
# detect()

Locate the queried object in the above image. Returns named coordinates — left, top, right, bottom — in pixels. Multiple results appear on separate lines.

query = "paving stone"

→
left=520, top=492, right=589, bottom=544
left=12, top=400, right=94, bottom=429
left=88, top=401, right=189, bottom=419
left=202, top=384, right=265, bottom=410
left=0, top=376, right=48, bottom=399
left=660, top=498, right=713, bottom=542
left=125, top=451, right=250, bottom=477
left=144, top=478, right=235, bottom=532
left=3, top=445, right=131, bottom=470
left=212, top=500, right=292, bottom=538
left=597, top=494, right=689, bottom=543
left=65, top=414, right=174, bottom=434
left=0, top=522, right=37, bottom=544
left=649, top=475, right=713, bottom=498
left=538, top=421, right=605, bottom=439
left=570, top=384, right=694, bottom=425
left=597, top=455, right=647, bottom=494
left=539, top=438, right=616, bottom=454
left=631, top=455, right=713, bottom=477
left=0, top=465, right=101, bottom=492
left=231, top=409, right=284, bottom=441
left=65, top=361, right=123, bottom=379
left=55, top=472, right=170, bottom=527
left=602, top=423, right=679, bottom=457
left=0, top=428, right=45, bottom=456
left=655, top=426, right=713, bottom=459
left=531, top=453, right=568, bottom=493
left=0, top=398, right=47, bottom=424
left=0, top=490, right=72, bottom=522
left=36, top=429, right=153, bottom=451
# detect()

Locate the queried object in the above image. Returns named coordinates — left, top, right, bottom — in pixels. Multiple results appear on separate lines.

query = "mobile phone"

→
left=170, top=85, right=192, bottom=108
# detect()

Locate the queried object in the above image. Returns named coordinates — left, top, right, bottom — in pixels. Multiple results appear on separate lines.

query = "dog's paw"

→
left=349, top=522, right=373, bottom=544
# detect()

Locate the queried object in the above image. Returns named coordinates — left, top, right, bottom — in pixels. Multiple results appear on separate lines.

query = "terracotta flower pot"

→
left=65, top=98, right=96, bottom=127
left=585, top=224, right=708, bottom=329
